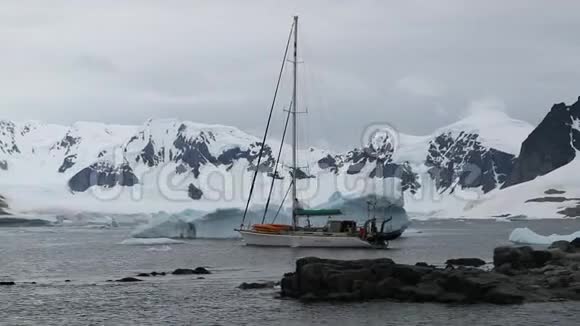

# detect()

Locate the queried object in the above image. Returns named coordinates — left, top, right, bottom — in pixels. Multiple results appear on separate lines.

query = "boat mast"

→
left=291, top=15, right=298, bottom=229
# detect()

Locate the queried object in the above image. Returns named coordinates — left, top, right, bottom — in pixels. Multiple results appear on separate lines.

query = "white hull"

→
left=238, top=230, right=373, bottom=248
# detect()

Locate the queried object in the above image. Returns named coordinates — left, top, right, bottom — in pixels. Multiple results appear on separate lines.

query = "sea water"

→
left=1, top=219, right=580, bottom=325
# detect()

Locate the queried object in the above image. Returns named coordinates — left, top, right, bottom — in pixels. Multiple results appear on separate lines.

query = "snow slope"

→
left=467, top=159, right=580, bottom=219
left=438, top=109, right=532, bottom=155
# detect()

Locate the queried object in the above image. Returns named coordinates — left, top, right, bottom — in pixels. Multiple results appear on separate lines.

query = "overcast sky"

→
left=1, top=1, right=580, bottom=150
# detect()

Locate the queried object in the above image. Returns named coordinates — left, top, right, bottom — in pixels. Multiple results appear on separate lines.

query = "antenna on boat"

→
left=291, top=15, right=299, bottom=230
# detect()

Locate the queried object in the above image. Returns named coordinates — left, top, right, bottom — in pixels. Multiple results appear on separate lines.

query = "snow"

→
left=465, top=159, right=580, bottom=219
left=393, top=134, right=430, bottom=163
left=385, top=107, right=533, bottom=166
left=509, top=227, right=580, bottom=245
left=571, top=117, right=580, bottom=133
left=119, top=238, right=185, bottom=245
left=444, top=106, right=533, bottom=155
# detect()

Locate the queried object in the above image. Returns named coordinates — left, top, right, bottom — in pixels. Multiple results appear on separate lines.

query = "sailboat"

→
left=236, top=16, right=395, bottom=248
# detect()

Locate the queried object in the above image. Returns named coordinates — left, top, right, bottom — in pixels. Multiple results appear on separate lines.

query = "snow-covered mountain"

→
left=470, top=97, right=580, bottom=219
left=505, top=98, right=580, bottom=187
left=3, top=98, right=580, bottom=219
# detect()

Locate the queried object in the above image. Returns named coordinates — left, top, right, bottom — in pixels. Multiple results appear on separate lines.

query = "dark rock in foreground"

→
left=238, top=281, right=277, bottom=290
left=281, top=244, right=580, bottom=304
left=171, top=267, right=211, bottom=275
left=115, top=277, right=143, bottom=282
left=445, top=258, right=486, bottom=267
left=549, top=241, right=576, bottom=253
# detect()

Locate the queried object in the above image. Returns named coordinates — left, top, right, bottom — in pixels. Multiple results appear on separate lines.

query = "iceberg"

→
left=130, top=208, right=261, bottom=239
left=128, top=192, right=411, bottom=240
left=509, top=227, right=580, bottom=245
left=314, top=192, right=411, bottom=233
left=119, top=238, right=185, bottom=245
left=131, top=214, right=200, bottom=239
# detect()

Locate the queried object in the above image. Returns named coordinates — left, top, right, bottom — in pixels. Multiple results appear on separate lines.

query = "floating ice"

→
left=119, top=238, right=185, bottom=245
left=130, top=208, right=264, bottom=239
left=128, top=192, right=411, bottom=240
left=146, top=245, right=173, bottom=252
left=131, top=214, right=199, bottom=239
left=313, top=192, right=411, bottom=232
left=509, top=227, right=580, bottom=245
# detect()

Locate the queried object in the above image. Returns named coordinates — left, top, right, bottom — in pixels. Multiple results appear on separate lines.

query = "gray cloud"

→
left=1, top=1, right=579, bottom=150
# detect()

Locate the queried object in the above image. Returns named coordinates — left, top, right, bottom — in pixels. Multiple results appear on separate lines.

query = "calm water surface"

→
left=2, top=219, right=580, bottom=325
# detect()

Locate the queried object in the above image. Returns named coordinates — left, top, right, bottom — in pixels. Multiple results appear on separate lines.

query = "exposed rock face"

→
left=426, top=131, right=515, bottom=193
left=58, top=154, right=77, bottom=173
left=545, top=188, right=566, bottom=195
left=317, top=131, right=420, bottom=194
left=187, top=184, right=203, bottom=200
left=171, top=130, right=219, bottom=178
left=68, top=162, right=139, bottom=192
left=505, top=98, right=580, bottom=187
left=217, top=142, right=275, bottom=174
left=0, top=121, right=21, bottom=155
left=51, top=133, right=80, bottom=155
left=525, top=196, right=573, bottom=203
left=280, top=244, right=580, bottom=304
left=0, top=194, right=8, bottom=215
left=558, top=205, right=580, bottom=217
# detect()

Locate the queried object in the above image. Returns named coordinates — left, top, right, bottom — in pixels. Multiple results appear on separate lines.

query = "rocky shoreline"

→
left=280, top=240, right=580, bottom=304
left=0, top=267, right=212, bottom=286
